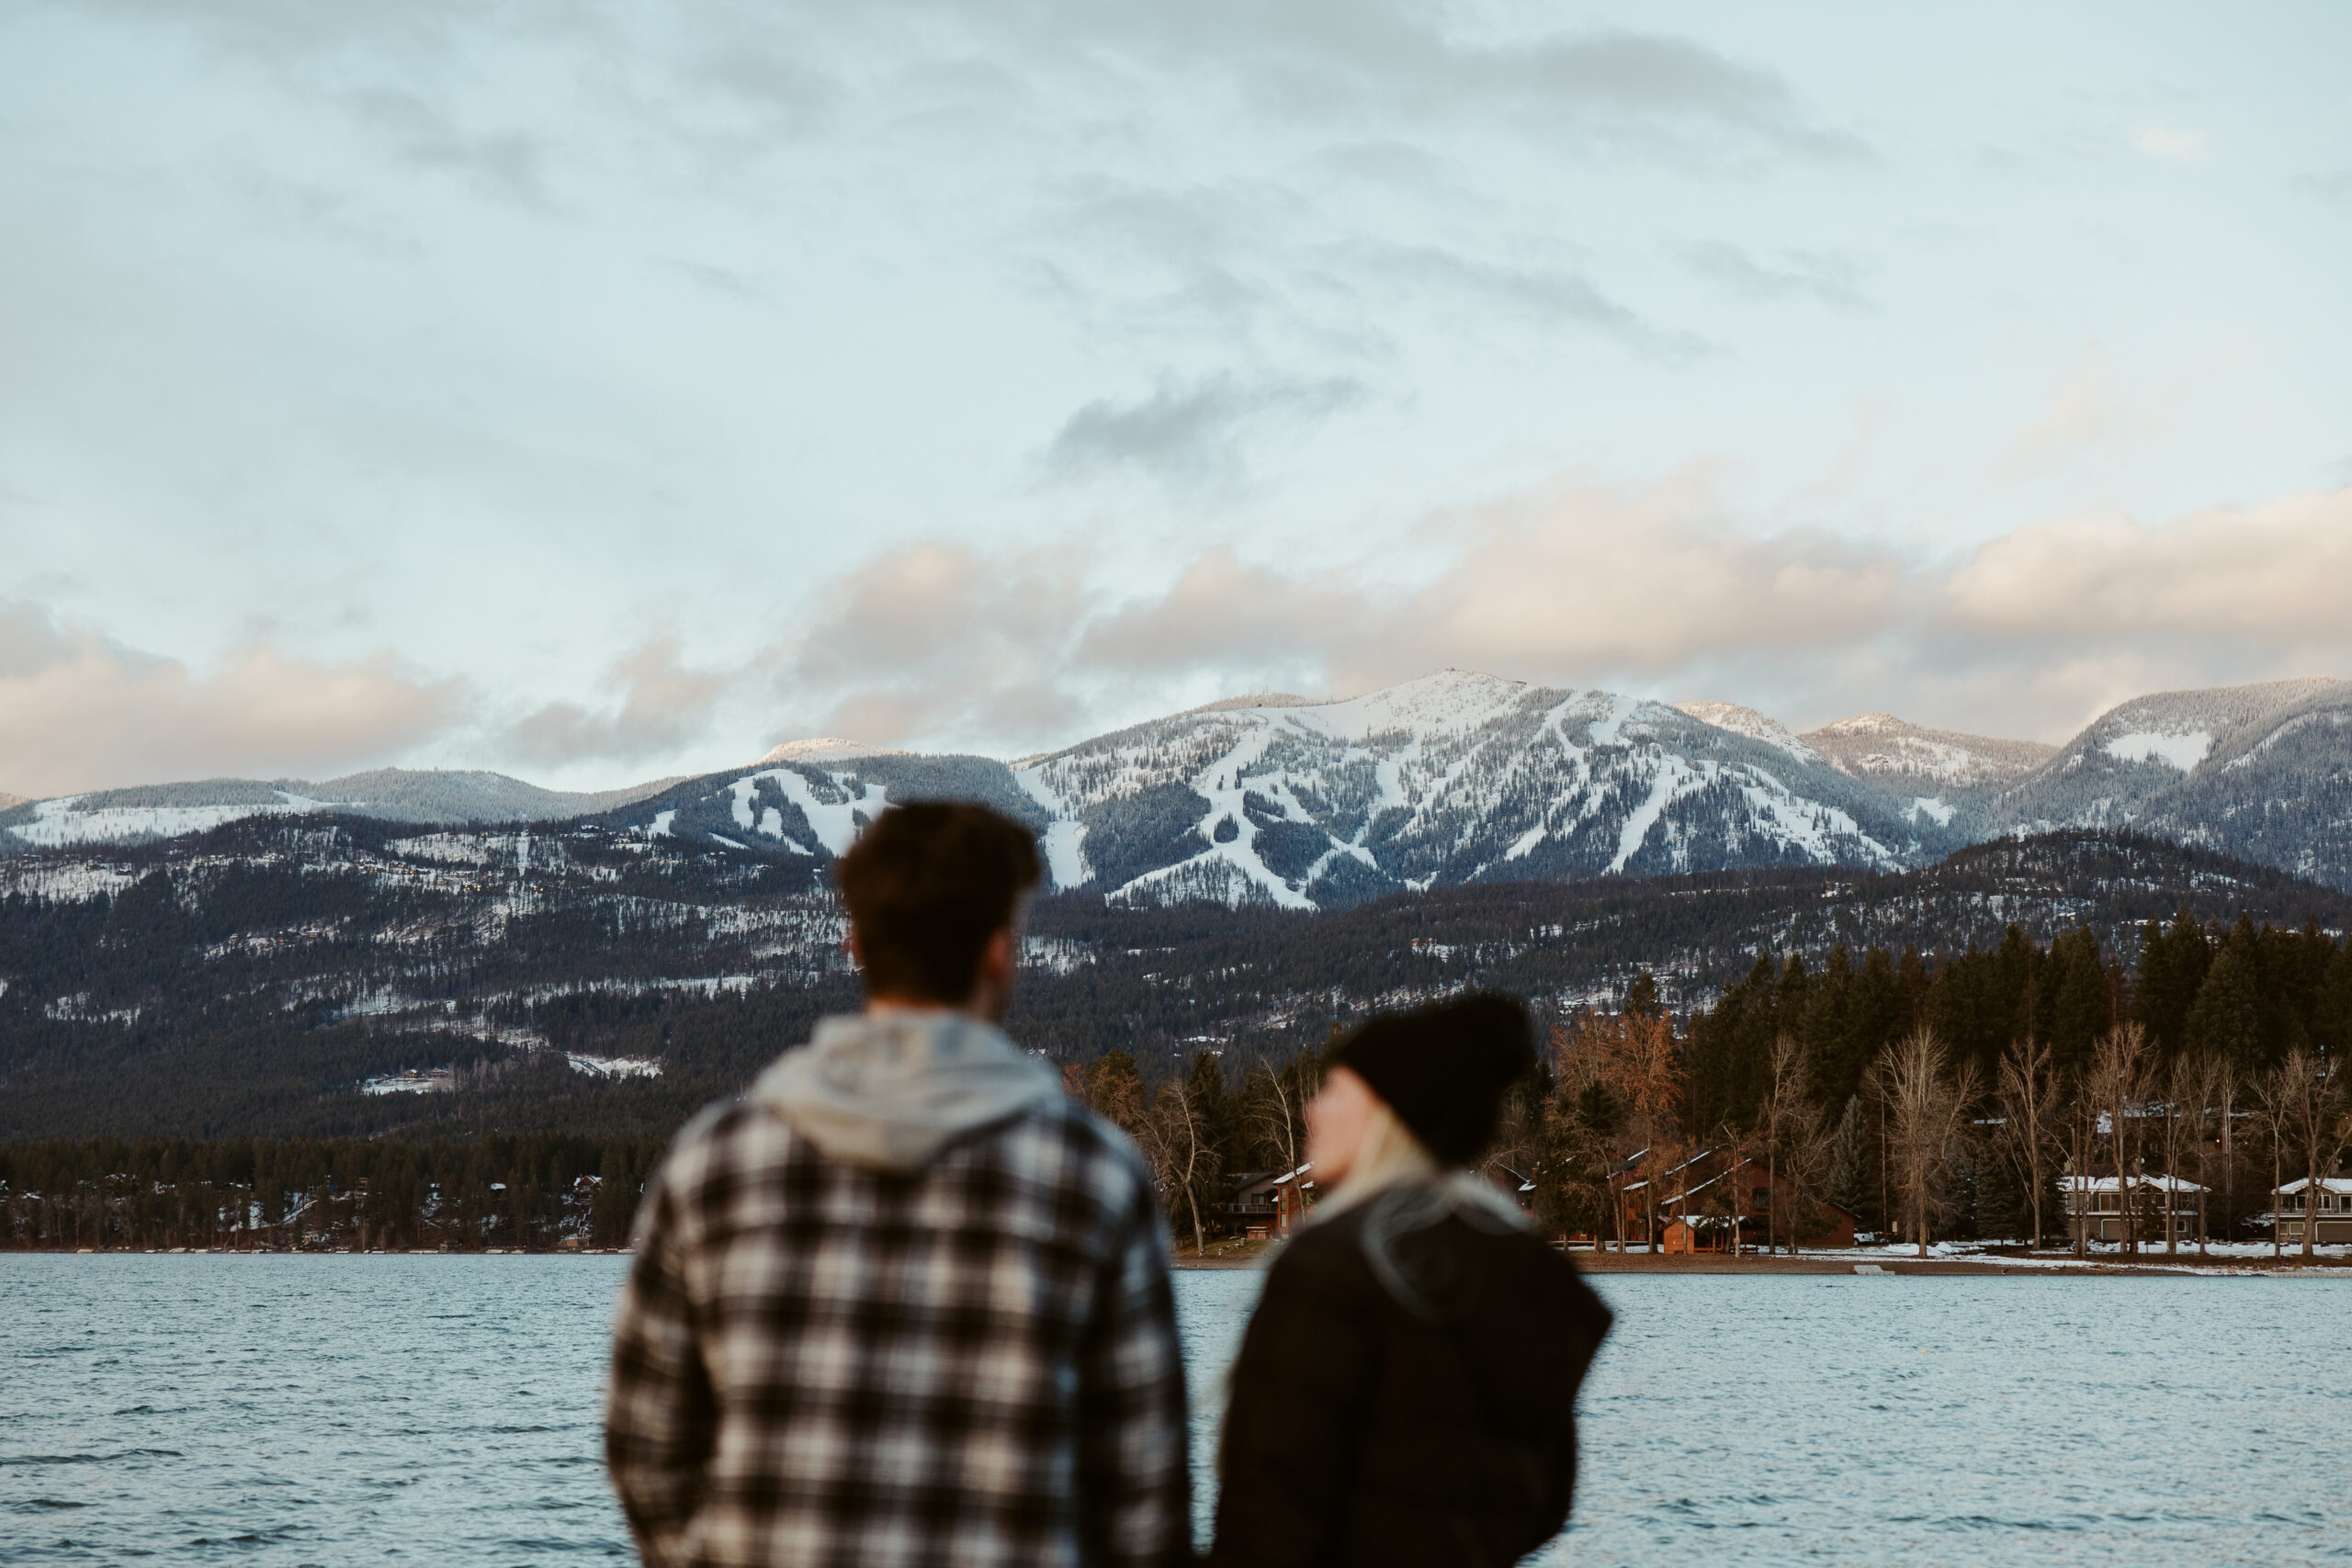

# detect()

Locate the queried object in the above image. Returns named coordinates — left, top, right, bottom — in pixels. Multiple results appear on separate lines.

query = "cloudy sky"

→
left=3, top=2, right=2348, bottom=796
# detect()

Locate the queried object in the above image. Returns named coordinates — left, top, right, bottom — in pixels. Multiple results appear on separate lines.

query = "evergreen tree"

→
left=2185, top=943, right=2265, bottom=1076
left=2134, top=905, right=2211, bottom=1062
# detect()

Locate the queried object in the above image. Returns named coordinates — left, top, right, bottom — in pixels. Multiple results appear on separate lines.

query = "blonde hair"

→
left=1314, top=1098, right=1442, bottom=1219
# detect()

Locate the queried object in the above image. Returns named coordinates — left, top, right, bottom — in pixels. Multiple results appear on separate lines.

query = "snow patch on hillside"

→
left=747, top=769, right=888, bottom=856
left=1013, top=768, right=1089, bottom=891
left=2105, top=731, right=2211, bottom=772
left=567, top=1054, right=662, bottom=1079
left=1907, top=796, right=1956, bottom=828
left=757, top=738, right=906, bottom=765
left=0, top=860, right=141, bottom=902
left=6, top=790, right=332, bottom=849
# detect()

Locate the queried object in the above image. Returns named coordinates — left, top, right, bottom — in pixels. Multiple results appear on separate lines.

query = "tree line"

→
left=0, top=1133, right=664, bottom=1252
left=1067, top=910, right=2352, bottom=1260
left=11, top=907, right=2350, bottom=1258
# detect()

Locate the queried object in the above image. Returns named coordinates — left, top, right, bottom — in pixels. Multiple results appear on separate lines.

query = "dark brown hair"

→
left=833, top=802, right=1042, bottom=1003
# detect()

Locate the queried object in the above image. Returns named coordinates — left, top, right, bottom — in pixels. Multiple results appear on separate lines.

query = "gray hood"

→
left=752, top=1010, right=1062, bottom=1173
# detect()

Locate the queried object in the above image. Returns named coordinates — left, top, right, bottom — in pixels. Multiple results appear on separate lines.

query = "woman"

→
left=1207, top=994, right=1612, bottom=1568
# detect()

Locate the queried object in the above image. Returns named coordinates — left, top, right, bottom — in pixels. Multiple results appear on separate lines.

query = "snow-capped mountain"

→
left=1012, top=671, right=1936, bottom=907
left=10, top=670, right=2350, bottom=899
left=607, top=671, right=1935, bottom=908
left=0, top=770, right=680, bottom=850
left=1992, top=679, right=2352, bottom=883
left=1800, top=713, right=2057, bottom=795
left=1672, top=702, right=1823, bottom=766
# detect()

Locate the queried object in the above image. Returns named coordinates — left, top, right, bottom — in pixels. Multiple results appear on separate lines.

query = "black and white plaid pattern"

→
left=606, top=1094, right=1191, bottom=1568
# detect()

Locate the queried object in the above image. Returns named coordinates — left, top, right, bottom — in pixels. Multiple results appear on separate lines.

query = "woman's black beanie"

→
left=1328, top=992, right=1536, bottom=1166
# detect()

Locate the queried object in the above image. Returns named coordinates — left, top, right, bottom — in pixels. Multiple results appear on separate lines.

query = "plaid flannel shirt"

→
left=606, top=1092, right=1191, bottom=1568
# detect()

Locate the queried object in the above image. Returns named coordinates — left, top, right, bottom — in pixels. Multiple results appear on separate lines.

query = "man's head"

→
left=834, top=802, right=1042, bottom=1018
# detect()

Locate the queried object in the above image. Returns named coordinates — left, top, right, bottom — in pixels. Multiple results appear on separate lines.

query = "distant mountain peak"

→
left=756, top=737, right=907, bottom=765
left=1814, top=711, right=1906, bottom=736
left=1674, top=701, right=1821, bottom=763
left=1188, top=693, right=1317, bottom=714
left=1801, top=713, right=2054, bottom=792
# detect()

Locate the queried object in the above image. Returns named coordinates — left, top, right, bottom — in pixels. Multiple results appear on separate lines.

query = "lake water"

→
left=5, top=1255, right=2348, bottom=1566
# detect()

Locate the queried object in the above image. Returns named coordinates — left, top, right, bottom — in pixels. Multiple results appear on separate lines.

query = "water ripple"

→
left=6, top=1258, right=2349, bottom=1564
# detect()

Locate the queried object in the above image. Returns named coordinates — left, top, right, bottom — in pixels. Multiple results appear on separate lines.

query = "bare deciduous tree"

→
left=2176, top=1052, right=2229, bottom=1257
left=2151, top=1055, right=2207, bottom=1258
left=2249, top=1063, right=2294, bottom=1262
left=2271, top=1045, right=2352, bottom=1265
left=1883, top=1028, right=1979, bottom=1258
left=2086, top=1024, right=2150, bottom=1256
left=1559, top=1009, right=1685, bottom=1252
left=1241, top=1063, right=1305, bottom=1178
left=1758, top=1034, right=1809, bottom=1255
left=1138, top=1074, right=1220, bottom=1257
left=1996, top=1034, right=2060, bottom=1251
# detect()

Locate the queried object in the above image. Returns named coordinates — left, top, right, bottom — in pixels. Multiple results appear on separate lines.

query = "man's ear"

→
left=983, top=926, right=1016, bottom=983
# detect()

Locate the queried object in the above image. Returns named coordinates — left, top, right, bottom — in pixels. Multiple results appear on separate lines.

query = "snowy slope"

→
left=1675, top=702, right=1824, bottom=765
left=1800, top=713, right=2055, bottom=793
left=0, top=770, right=679, bottom=849
left=1012, top=671, right=1926, bottom=908
left=755, top=738, right=909, bottom=765
left=14, top=671, right=2349, bottom=896
left=1991, top=678, right=2352, bottom=886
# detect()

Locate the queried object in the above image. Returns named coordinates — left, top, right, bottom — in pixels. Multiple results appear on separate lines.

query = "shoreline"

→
left=1171, top=1246, right=2352, bottom=1278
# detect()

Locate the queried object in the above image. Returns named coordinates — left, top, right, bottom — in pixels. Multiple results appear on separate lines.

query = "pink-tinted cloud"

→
left=1942, top=486, right=2352, bottom=639
left=0, top=603, right=467, bottom=797
left=505, top=637, right=726, bottom=767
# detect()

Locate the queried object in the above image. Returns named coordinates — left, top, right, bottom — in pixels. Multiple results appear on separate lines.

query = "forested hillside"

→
left=0, top=809, right=2343, bottom=1156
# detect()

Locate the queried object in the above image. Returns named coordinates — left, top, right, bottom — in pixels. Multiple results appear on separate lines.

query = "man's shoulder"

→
left=651, top=1087, right=1154, bottom=1208
left=994, top=1093, right=1159, bottom=1199
left=648, top=1094, right=788, bottom=1195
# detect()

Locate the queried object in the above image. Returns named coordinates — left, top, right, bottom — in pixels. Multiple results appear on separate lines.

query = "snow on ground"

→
left=4, top=792, right=329, bottom=849
left=1111, top=722, right=1317, bottom=910
left=1284, top=668, right=1531, bottom=742
left=1807, top=1238, right=2352, bottom=1274
left=361, top=1069, right=455, bottom=1096
left=1012, top=768, right=1089, bottom=891
left=0, top=859, right=140, bottom=902
left=1906, top=796, right=1955, bottom=828
left=2105, top=730, right=2212, bottom=771
left=755, top=769, right=887, bottom=856
left=756, top=737, right=908, bottom=764
left=385, top=834, right=494, bottom=866
left=1608, top=756, right=1695, bottom=874
left=565, top=1054, right=662, bottom=1080
left=1674, top=701, right=1824, bottom=764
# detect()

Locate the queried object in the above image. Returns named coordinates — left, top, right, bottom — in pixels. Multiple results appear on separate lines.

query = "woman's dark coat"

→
left=1205, top=1190, right=1612, bottom=1568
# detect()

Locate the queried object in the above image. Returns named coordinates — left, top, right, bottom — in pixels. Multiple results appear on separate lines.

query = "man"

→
left=606, top=802, right=1191, bottom=1568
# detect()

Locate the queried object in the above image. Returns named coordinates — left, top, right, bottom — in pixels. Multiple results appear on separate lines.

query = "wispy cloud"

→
left=1984, top=344, right=2193, bottom=482
left=1041, top=371, right=1363, bottom=491
left=1678, top=240, right=1867, bottom=310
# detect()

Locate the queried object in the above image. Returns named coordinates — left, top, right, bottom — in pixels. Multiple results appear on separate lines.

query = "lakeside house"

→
left=1620, top=1146, right=1856, bottom=1253
left=2274, top=1178, right=2352, bottom=1246
left=1227, top=1165, right=1315, bottom=1240
left=2061, top=1173, right=2207, bottom=1246
left=1486, top=1162, right=1537, bottom=1213
left=1224, top=1158, right=1529, bottom=1242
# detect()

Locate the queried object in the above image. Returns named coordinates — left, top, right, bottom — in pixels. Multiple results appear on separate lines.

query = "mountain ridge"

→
left=6, top=670, right=2347, bottom=897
